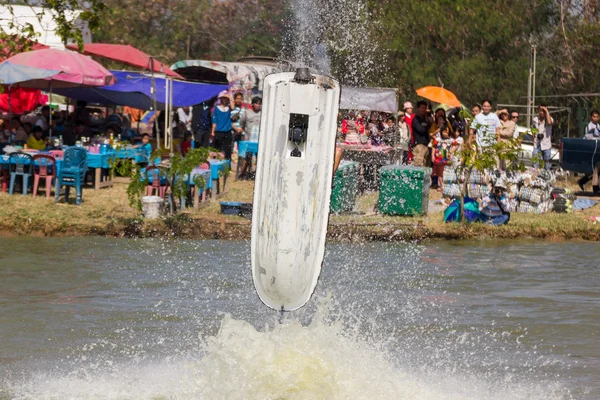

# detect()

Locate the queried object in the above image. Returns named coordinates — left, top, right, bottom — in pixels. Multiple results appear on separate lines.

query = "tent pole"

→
left=164, top=78, right=169, bottom=150
left=170, top=77, right=174, bottom=156
left=150, top=57, right=160, bottom=149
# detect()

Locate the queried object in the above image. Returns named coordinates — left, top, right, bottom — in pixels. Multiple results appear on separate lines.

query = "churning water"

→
left=0, top=237, right=597, bottom=399
left=281, top=0, right=387, bottom=86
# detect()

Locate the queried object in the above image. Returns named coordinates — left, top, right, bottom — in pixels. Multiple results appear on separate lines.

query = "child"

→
left=133, top=133, right=152, bottom=152
left=181, top=131, right=192, bottom=156
left=430, top=114, right=453, bottom=190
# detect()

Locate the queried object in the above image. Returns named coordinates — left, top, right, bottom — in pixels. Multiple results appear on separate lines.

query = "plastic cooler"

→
left=330, top=161, right=359, bottom=214
left=378, top=165, right=431, bottom=216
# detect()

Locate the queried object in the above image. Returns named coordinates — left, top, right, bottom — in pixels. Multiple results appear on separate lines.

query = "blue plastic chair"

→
left=8, top=152, right=33, bottom=195
left=55, top=147, right=87, bottom=205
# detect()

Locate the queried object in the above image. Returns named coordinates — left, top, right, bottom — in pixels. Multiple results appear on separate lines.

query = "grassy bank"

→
left=0, top=177, right=599, bottom=241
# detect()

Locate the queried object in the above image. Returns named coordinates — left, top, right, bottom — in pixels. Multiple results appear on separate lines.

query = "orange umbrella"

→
left=416, top=86, right=461, bottom=107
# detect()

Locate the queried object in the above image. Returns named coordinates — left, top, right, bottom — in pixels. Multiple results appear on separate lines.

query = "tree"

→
left=454, top=110, right=523, bottom=222
left=0, top=0, right=107, bottom=54
left=93, top=0, right=286, bottom=65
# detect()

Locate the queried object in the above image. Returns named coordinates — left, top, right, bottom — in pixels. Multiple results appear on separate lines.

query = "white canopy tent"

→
left=340, top=87, right=398, bottom=113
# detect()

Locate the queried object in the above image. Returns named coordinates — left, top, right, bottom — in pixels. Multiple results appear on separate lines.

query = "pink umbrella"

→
left=3, top=49, right=115, bottom=139
left=5, top=48, right=115, bottom=88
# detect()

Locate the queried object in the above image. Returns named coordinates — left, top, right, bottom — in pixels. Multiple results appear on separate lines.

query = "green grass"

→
left=0, top=174, right=598, bottom=241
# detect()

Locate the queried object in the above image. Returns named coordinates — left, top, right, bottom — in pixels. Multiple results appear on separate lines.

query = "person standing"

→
left=496, top=109, right=518, bottom=170
left=238, top=96, right=262, bottom=179
left=177, top=106, right=193, bottom=133
left=35, top=105, right=50, bottom=133
left=577, top=109, right=600, bottom=193
left=191, top=101, right=213, bottom=148
left=211, top=92, right=234, bottom=160
left=411, top=100, right=432, bottom=167
left=510, top=111, right=521, bottom=139
left=403, top=102, right=415, bottom=163
left=230, top=92, right=246, bottom=144
left=532, top=105, right=553, bottom=170
left=469, top=99, right=500, bottom=149
left=497, top=109, right=516, bottom=141
left=471, top=104, right=481, bottom=117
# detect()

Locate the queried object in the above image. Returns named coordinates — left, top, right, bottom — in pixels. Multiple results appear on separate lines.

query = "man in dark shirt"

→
left=191, top=100, right=214, bottom=148
left=411, top=100, right=432, bottom=167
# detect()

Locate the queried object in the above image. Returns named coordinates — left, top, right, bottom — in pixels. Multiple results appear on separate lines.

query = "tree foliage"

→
left=4, top=0, right=600, bottom=120
left=93, top=0, right=286, bottom=65
left=0, top=0, right=107, bottom=54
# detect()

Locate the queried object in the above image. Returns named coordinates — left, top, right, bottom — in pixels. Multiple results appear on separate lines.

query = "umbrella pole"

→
left=7, top=85, right=11, bottom=118
left=48, top=82, right=53, bottom=142
left=150, top=57, right=160, bottom=150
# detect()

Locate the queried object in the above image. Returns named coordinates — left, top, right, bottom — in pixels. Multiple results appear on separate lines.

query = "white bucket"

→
left=141, top=196, right=164, bottom=219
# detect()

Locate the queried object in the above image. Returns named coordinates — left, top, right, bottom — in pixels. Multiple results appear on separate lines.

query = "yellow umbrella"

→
left=416, top=86, right=461, bottom=107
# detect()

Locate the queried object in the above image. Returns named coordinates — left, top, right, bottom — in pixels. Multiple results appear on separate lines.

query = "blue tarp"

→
left=54, top=71, right=229, bottom=110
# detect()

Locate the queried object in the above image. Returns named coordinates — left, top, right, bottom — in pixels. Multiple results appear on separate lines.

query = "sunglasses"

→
left=511, top=116, right=519, bottom=119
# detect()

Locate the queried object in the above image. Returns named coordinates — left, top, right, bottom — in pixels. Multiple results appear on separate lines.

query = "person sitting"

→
left=180, top=131, right=192, bottom=156
left=7, top=117, right=29, bottom=144
left=26, top=126, right=47, bottom=150
left=63, top=120, right=86, bottom=146
left=133, top=133, right=152, bottom=152
left=479, top=178, right=511, bottom=225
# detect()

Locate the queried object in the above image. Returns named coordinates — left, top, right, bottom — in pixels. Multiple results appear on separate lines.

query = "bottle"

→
left=59, top=135, right=63, bottom=147
left=109, top=133, right=114, bottom=147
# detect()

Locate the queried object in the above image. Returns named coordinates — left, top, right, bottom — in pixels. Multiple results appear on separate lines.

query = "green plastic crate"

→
left=330, top=161, right=359, bottom=214
left=378, top=165, right=431, bottom=216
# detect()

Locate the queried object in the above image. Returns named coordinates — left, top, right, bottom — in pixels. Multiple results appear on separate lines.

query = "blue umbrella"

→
left=0, top=61, right=60, bottom=86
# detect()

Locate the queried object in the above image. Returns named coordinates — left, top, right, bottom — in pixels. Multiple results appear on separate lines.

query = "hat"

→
left=494, top=177, right=507, bottom=189
left=397, top=110, right=405, bottom=117
left=403, top=101, right=413, bottom=110
left=218, top=90, right=229, bottom=98
left=496, top=108, right=508, bottom=116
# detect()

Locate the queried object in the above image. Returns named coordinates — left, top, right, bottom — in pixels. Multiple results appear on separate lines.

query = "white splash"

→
left=6, top=311, right=568, bottom=400
left=281, top=0, right=387, bottom=87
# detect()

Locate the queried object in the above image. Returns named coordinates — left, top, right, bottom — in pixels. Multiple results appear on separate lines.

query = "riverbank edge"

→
left=1, top=214, right=599, bottom=242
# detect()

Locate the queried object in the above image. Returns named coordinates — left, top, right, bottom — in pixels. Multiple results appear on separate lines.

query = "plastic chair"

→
left=145, top=165, right=170, bottom=199
left=48, top=150, right=64, bottom=159
left=55, top=147, right=87, bottom=205
left=0, top=163, right=9, bottom=192
left=8, top=152, right=33, bottom=195
left=32, top=154, right=56, bottom=198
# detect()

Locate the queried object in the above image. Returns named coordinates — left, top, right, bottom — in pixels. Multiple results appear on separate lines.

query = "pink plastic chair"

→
left=145, top=166, right=170, bottom=199
left=48, top=150, right=64, bottom=159
left=32, top=154, right=56, bottom=198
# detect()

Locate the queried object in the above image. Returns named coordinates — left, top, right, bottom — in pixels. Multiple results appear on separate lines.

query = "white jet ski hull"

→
left=251, top=71, right=341, bottom=311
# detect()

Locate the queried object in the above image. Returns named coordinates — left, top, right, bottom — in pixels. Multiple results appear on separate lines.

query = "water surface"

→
left=0, top=238, right=597, bottom=399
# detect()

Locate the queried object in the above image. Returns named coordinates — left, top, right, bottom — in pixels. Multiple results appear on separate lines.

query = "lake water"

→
left=0, top=237, right=597, bottom=399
